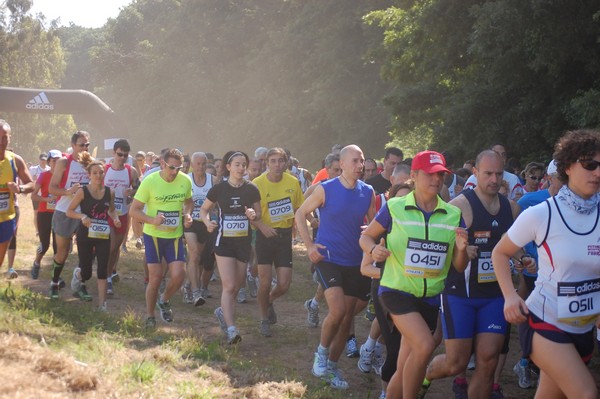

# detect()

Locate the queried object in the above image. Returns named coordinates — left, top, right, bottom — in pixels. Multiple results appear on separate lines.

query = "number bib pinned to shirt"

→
left=557, top=278, right=600, bottom=326
left=47, top=195, right=56, bottom=210
left=477, top=251, right=497, bottom=283
left=114, top=197, right=124, bottom=216
left=0, top=192, right=10, bottom=214
left=192, top=199, right=203, bottom=221
left=157, top=210, right=180, bottom=232
left=88, top=218, right=110, bottom=239
left=404, top=238, right=448, bottom=278
left=268, top=197, right=293, bottom=223
left=222, top=214, right=249, bottom=237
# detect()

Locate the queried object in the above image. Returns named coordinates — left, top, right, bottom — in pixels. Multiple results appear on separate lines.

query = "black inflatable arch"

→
left=0, top=86, right=125, bottom=137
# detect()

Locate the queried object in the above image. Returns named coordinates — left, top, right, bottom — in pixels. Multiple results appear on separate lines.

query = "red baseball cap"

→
left=411, top=150, right=450, bottom=174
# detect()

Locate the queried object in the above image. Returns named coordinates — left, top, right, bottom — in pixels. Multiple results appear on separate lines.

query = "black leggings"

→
left=37, top=212, right=57, bottom=256
left=77, top=238, right=111, bottom=281
left=372, top=277, right=402, bottom=383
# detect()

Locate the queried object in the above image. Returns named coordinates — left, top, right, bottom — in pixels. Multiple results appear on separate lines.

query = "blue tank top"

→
left=316, top=177, right=373, bottom=266
left=445, top=189, right=513, bottom=298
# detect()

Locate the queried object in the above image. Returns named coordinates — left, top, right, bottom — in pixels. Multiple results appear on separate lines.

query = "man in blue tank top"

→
left=295, top=144, right=376, bottom=390
left=420, top=150, right=526, bottom=399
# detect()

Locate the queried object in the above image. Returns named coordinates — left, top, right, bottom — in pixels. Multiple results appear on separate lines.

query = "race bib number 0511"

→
left=557, top=278, right=600, bottom=326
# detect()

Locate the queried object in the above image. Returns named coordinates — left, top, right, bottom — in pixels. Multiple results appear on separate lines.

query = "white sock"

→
left=365, top=336, right=377, bottom=351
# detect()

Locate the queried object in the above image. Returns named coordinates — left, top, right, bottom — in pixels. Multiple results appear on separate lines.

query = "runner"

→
left=252, top=147, right=304, bottom=337
left=183, top=151, right=214, bottom=306
left=130, top=148, right=193, bottom=329
left=359, top=150, right=468, bottom=398
left=493, top=129, right=600, bottom=399
left=295, top=144, right=375, bottom=389
left=464, top=144, right=523, bottom=200
left=0, top=120, right=34, bottom=278
left=29, top=153, right=49, bottom=236
left=30, top=149, right=62, bottom=279
left=48, top=131, right=91, bottom=298
left=200, top=150, right=261, bottom=344
left=419, top=150, right=522, bottom=399
left=66, top=156, right=121, bottom=309
left=366, top=147, right=404, bottom=195
left=104, top=139, right=139, bottom=295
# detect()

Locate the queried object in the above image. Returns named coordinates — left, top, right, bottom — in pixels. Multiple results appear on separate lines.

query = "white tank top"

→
left=508, top=197, right=600, bottom=333
left=104, top=165, right=131, bottom=215
left=55, top=156, right=89, bottom=213
left=189, top=172, right=213, bottom=220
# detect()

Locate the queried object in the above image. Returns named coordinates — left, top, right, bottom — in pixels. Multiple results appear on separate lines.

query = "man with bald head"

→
left=296, top=144, right=376, bottom=390
left=0, top=120, right=34, bottom=278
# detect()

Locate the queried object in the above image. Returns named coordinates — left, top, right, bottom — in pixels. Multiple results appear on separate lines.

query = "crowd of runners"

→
left=0, top=117, right=599, bottom=399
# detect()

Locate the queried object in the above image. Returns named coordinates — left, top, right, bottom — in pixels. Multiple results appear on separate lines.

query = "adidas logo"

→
left=26, top=92, right=54, bottom=110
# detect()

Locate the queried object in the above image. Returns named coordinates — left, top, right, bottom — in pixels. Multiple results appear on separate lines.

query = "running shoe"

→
left=312, top=351, right=328, bottom=378
left=372, top=344, right=384, bottom=376
left=73, top=284, right=92, bottom=302
left=145, top=316, right=156, bottom=331
left=199, top=287, right=212, bottom=299
left=58, top=278, right=66, bottom=289
left=357, top=343, right=374, bottom=373
left=121, top=243, right=128, bottom=254
left=416, top=383, right=430, bottom=399
left=267, top=303, right=277, bottom=324
left=236, top=287, right=247, bottom=303
left=111, top=272, right=120, bottom=284
left=98, top=302, right=108, bottom=312
left=346, top=336, right=359, bottom=358
left=156, top=299, right=173, bottom=323
left=107, top=281, right=114, bottom=296
left=513, top=359, right=532, bottom=389
left=214, top=307, right=227, bottom=334
left=7, top=268, right=18, bottom=279
left=260, top=320, right=272, bottom=337
left=31, top=261, right=41, bottom=280
left=192, top=290, right=205, bottom=307
left=491, top=386, right=505, bottom=399
left=452, top=379, right=468, bottom=399
left=182, top=283, right=193, bottom=304
left=378, top=391, right=386, bottom=399
left=325, top=366, right=349, bottom=390
left=135, top=237, right=143, bottom=249
left=247, top=275, right=257, bottom=298
left=49, top=283, right=59, bottom=300
left=70, top=267, right=82, bottom=292
left=304, top=299, right=319, bottom=327
left=226, top=327, right=241, bottom=345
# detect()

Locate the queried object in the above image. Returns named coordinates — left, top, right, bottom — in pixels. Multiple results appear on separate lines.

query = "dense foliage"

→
left=2, top=0, right=600, bottom=167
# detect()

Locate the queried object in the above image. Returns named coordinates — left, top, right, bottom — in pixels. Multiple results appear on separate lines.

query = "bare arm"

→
left=65, top=188, right=88, bottom=227
left=492, top=234, right=528, bottom=324
left=199, top=198, right=218, bottom=232
left=294, top=184, right=326, bottom=263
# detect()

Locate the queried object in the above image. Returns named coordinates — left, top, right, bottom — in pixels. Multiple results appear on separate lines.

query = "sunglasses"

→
left=76, top=142, right=90, bottom=148
left=528, top=175, right=542, bottom=181
left=166, top=165, right=183, bottom=171
left=578, top=159, right=600, bottom=171
left=115, top=152, right=128, bottom=158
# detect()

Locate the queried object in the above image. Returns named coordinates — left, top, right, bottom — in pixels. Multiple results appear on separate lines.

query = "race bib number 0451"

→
left=404, top=238, right=448, bottom=278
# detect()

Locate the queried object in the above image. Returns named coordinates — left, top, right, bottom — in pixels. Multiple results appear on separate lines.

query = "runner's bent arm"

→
left=492, top=234, right=528, bottom=324
left=65, top=188, right=89, bottom=227
left=199, top=198, right=218, bottom=232
left=108, top=189, right=121, bottom=227
left=11, top=155, right=34, bottom=194
left=359, top=220, right=390, bottom=263
left=130, top=198, right=163, bottom=226
left=294, top=184, right=326, bottom=263
left=49, top=158, right=77, bottom=197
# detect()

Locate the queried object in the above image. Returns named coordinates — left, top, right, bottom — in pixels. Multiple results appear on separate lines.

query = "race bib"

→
left=557, top=278, right=600, bottom=325
left=157, top=210, right=180, bottom=232
left=268, top=197, right=294, bottom=223
left=192, top=199, right=203, bottom=221
left=222, top=214, right=249, bottom=237
left=477, top=252, right=496, bottom=283
left=47, top=195, right=56, bottom=210
left=0, top=192, right=10, bottom=214
left=404, top=238, right=448, bottom=278
left=114, top=197, right=124, bottom=216
left=88, top=218, right=110, bottom=239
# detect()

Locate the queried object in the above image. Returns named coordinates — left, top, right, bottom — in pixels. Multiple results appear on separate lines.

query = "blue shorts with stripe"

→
left=441, top=294, right=507, bottom=339
left=143, top=233, right=186, bottom=264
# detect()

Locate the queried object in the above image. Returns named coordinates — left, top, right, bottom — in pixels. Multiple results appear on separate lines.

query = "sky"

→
left=29, top=0, right=132, bottom=28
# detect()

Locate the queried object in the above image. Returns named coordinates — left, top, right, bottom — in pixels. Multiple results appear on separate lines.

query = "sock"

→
left=327, top=359, right=338, bottom=370
left=365, top=336, right=377, bottom=351
left=107, top=276, right=112, bottom=283
left=51, top=260, right=64, bottom=283
left=227, top=325, right=237, bottom=334
left=347, top=334, right=355, bottom=342
left=317, top=344, right=328, bottom=355
left=310, top=298, right=318, bottom=308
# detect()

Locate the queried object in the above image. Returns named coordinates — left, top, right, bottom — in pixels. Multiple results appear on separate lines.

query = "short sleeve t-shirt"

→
left=134, top=171, right=192, bottom=238
left=253, top=173, right=303, bottom=229
left=207, top=180, right=261, bottom=242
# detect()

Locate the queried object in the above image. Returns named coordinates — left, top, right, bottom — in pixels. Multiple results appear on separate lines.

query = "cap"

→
left=547, top=159, right=558, bottom=175
left=411, top=150, right=450, bottom=174
left=39, top=153, right=48, bottom=160
left=48, top=149, right=62, bottom=159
